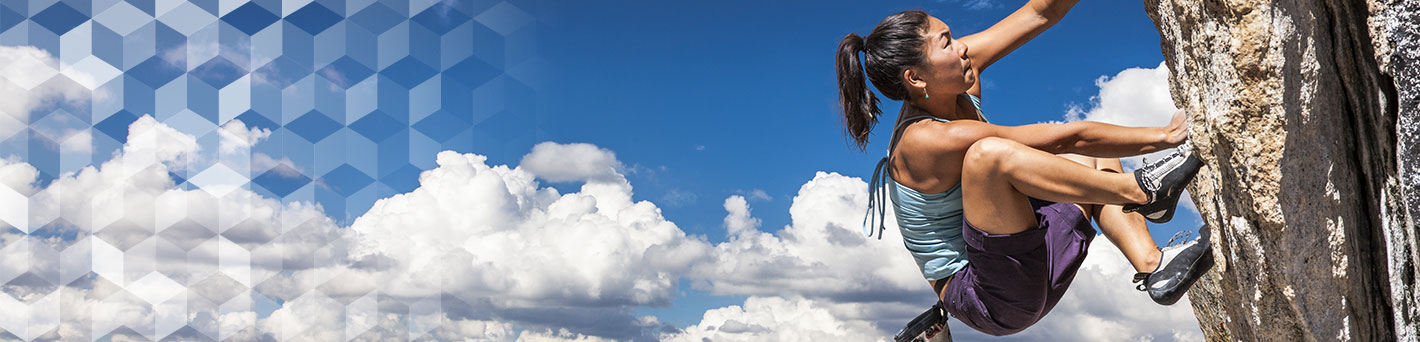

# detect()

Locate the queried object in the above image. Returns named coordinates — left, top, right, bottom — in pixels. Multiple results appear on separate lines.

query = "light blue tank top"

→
left=863, top=93, right=987, bottom=281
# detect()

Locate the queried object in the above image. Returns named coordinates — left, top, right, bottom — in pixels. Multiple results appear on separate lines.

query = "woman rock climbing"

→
left=835, top=3, right=1215, bottom=338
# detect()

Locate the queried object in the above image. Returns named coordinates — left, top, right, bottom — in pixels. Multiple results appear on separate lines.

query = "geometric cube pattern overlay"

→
left=0, top=0, right=541, bottom=339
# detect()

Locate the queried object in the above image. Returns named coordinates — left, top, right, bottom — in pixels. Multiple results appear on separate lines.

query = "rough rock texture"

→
left=1144, top=0, right=1419, bottom=341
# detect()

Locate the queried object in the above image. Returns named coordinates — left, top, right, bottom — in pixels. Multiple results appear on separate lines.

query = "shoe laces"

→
left=1165, top=230, right=1196, bottom=248
left=1136, top=149, right=1185, bottom=193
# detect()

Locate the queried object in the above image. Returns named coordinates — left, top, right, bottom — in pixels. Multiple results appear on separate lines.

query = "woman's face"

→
left=913, top=16, right=974, bottom=98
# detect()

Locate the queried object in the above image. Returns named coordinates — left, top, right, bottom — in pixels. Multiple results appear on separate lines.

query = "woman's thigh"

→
left=960, top=138, right=1042, bottom=235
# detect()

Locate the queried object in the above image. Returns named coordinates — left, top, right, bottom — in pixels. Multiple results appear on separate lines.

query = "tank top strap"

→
left=864, top=115, right=944, bottom=239
left=887, top=115, right=943, bottom=153
left=964, top=93, right=989, bottom=123
left=863, top=155, right=891, bottom=239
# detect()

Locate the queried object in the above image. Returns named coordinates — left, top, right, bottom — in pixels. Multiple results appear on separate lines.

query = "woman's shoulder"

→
left=899, top=119, right=989, bottom=156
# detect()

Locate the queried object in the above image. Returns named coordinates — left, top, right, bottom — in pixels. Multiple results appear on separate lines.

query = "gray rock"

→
left=1144, top=0, right=1419, bottom=340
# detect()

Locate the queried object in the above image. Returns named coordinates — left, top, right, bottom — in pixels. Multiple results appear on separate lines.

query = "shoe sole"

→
left=1122, top=190, right=1182, bottom=223
left=1153, top=243, right=1215, bottom=305
left=1142, top=192, right=1181, bottom=223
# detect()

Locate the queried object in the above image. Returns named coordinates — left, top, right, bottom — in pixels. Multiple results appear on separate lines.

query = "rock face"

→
left=1144, top=0, right=1420, bottom=340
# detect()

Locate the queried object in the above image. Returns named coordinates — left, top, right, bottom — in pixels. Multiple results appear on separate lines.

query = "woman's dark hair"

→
left=836, top=10, right=930, bottom=151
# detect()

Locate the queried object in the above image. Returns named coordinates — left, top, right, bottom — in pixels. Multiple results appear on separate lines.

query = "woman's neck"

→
left=901, top=94, right=977, bottom=123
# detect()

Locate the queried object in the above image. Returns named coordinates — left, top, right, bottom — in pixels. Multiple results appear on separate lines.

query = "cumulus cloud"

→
left=0, top=155, right=38, bottom=196
left=722, top=195, right=761, bottom=237
left=0, top=45, right=94, bottom=139
left=663, top=296, right=886, bottom=341
left=217, top=119, right=272, bottom=155
left=0, top=107, right=1201, bottom=340
left=684, top=172, right=1202, bottom=341
left=691, top=172, right=926, bottom=303
left=346, top=145, right=712, bottom=311
left=0, top=114, right=347, bottom=340
left=0, top=115, right=715, bottom=340
left=26, top=109, right=94, bottom=154
left=57, top=129, right=92, bottom=153
left=516, top=328, right=621, bottom=342
left=518, top=142, right=625, bottom=183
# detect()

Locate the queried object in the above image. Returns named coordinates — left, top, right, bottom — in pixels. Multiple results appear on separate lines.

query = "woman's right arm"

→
left=920, top=109, right=1188, bottom=158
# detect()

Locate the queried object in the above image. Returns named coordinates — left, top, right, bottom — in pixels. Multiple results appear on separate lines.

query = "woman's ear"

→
left=902, top=68, right=927, bottom=95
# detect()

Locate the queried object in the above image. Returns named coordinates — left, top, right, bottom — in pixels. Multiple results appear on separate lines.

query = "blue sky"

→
left=0, top=0, right=1204, bottom=340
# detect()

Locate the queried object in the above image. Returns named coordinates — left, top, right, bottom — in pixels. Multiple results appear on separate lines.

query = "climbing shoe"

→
left=1122, top=143, right=1203, bottom=223
left=1133, top=227, right=1215, bottom=305
left=894, top=302, right=952, bottom=342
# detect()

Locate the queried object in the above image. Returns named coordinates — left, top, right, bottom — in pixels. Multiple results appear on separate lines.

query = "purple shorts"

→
left=940, top=198, right=1094, bottom=336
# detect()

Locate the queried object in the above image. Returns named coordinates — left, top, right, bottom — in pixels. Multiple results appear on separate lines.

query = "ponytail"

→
left=836, top=10, right=930, bottom=152
left=837, top=33, right=881, bottom=151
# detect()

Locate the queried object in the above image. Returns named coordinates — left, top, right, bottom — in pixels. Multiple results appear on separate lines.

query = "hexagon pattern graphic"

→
left=0, top=0, right=540, bottom=340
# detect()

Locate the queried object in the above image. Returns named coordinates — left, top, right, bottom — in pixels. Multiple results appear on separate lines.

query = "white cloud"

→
left=346, top=145, right=712, bottom=311
left=27, top=110, right=95, bottom=155
left=518, top=142, right=625, bottom=183
left=0, top=110, right=1201, bottom=340
left=0, top=155, right=38, bottom=196
left=516, top=328, right=619, bottom=342
left=663, top=296, right=886, bottom=342
left=1065, top=61, right=1197, bottom=213
left=691, top=172, right=926, bottom=303
left=722, top=195, right=761, bottom=237
left=0, top=115, right=361, bottom=340
left=217, top=119, right=271, bottom=155
left=57, top=128, right=93, bottom=153
left=0, top=46, right=94, bottom=139
left=2, top=115, right=707, bottom=340
left=685, top=171, right=1201, bottom=341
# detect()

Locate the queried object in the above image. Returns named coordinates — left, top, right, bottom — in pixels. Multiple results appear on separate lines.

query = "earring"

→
left=924, top=89, right=930, bottom=99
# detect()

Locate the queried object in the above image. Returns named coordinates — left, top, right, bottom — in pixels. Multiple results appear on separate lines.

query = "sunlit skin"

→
left=900, top=16, right=979, bottom=122
left=882, top=14, right=1168, bottom=301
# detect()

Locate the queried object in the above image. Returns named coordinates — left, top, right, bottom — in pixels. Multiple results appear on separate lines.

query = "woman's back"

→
left=888, top=93, right=986, bottom=195
left=873, top=93, right=988, bottom=281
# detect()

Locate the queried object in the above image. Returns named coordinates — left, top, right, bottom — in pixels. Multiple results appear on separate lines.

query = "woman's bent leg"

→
left=1087, top=158, right=1164, bottom=273
left=962, top=137, right=1146, bottom=235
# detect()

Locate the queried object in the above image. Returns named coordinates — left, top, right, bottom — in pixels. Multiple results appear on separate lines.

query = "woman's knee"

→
left=965, top=137, right=1020, bottom=173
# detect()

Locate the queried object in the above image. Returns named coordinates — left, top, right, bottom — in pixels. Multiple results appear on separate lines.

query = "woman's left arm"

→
left=958, top=0, right=1080, bottom=74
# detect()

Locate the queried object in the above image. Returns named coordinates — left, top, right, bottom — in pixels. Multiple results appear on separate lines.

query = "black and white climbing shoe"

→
left=1122, top=143, right=1203, bottom=223
left=895, top=302, right=952, bottom=342
left=1133, top=227, right=1215, bottom=305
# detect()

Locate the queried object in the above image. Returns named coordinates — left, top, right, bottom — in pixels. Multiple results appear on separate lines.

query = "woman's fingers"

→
left=1166, top=108, right=1189, bottom=146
